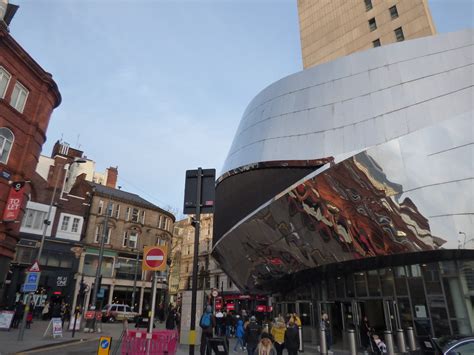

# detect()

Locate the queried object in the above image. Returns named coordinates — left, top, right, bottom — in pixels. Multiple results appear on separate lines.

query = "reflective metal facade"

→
left=213, top=30, right=474, bottom=292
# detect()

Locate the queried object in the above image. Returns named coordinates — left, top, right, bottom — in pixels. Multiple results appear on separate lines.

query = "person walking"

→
left=166, top=308, right=177, bottom=330
left=234, top=316, right=245, bottom=352
left=284, top=318, right=299, bottom=355
left=245, top=316, right=261, bottom=355
left=320, top=313, right=332, bottom=350
left=270, top=317, right=286, bottom=355
left=12, top=301, right=24, bottom=328
left=255, top=332, right=276, bottom=355
left=360, top=316, right=371, bottom=350
left=215, top=309, right=224, bottom=336
left=41, top=301, right=50, bottom=320
left=199, top=305, right=215, bottom=355
left=226, top=311, right=234, bottom=337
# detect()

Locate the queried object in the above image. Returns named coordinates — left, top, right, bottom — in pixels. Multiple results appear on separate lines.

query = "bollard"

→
left=384, top=330, right=395, bottom=355
left=298, top=326, right=304, bottom=352
left=347, top=329, right=357, bottom=355
left=396, top=329, right=407, bottom=353
left=319, top=328, right=328, bottom=355
left=406, top=327, right=417, bottom=351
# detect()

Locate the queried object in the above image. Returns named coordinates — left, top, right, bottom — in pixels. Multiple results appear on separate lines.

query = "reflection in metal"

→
left=212, top=30, right=474, bottom=292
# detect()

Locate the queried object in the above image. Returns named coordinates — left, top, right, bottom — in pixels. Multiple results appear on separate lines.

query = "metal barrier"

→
left=396, top=329, right=407, bottom=354
left=319, top=329, right=327, bottom=355
left=121, top=329, right=178, bottom=355
left=347, top=329, right=357, bottom=355
left=384, top=330, right=395, bottom=355
left=406, top=327, right=417, bottom=351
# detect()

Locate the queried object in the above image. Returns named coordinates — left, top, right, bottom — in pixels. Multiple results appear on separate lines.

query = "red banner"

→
left=2, top=182, right=25, bottom=222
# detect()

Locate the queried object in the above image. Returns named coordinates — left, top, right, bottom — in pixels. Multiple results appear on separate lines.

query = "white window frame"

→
left=131, top=208, right=139, bottom=222
left=95, top=224, right=111, bottom=244
left=60, top=216, right=70, bottom=231
left=0, top=127, right=14, bottom=164
left=0, top=67, right=11, bottom=99
left=71, top=217, right=80, bottom=233
left=141, top=210, right=145, bottom=224
left=126, top=207, right=130, bottom=221
left=98, top=200, right=104, bottom=215
left=10, top=81, right=29, bottom=113
left=115, top=204, right=120, bottom=219
left=122, top=230, right=138, bottom=249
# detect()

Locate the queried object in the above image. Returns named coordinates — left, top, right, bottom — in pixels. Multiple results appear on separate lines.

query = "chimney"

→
left=106, top=166, right=118, bottom=188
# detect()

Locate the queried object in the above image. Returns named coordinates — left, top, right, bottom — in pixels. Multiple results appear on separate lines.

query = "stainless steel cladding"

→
left=213, top=30, right=474, bottom=292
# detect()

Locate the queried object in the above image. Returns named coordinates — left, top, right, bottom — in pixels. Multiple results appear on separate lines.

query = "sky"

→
left=9, top=0, right=474, bottom=218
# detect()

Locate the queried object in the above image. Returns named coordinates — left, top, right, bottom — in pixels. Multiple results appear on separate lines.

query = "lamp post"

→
left=18, top=158, right=86, bottom=341
left=131, top=248, right=140, bottom=311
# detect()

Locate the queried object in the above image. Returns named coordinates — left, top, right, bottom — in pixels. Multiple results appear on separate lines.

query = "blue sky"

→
left=10, top=0, right=473, bottom=216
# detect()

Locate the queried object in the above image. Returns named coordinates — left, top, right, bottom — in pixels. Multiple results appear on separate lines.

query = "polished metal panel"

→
left=222, top=30, right=473, bottom=174
left=213, top=114, right=473, bottom=291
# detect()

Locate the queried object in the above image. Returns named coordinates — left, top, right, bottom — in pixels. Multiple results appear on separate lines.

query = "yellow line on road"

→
left=16, top=337, right=98, bottom=354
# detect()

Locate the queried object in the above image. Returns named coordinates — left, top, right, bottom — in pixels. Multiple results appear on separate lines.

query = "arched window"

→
left=0, top=127, right=14, bottom=164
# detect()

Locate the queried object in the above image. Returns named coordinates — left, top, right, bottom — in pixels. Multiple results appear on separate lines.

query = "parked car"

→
left=432, top=336, right=474, bottom=355
left=101, top=304, right=138, bottom=323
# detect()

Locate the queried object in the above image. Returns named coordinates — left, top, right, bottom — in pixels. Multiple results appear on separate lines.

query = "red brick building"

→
left=0, top=20, right=61, bottom=291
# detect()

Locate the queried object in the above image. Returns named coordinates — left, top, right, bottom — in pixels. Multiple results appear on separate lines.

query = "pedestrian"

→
left=360, top=316, right=371, bottom=350
left=254, top=332, right=276, bottom=355
left=166, top=308, right=176, bottom=330
left=270, top=317, right=286, bottom=355
left=26, top=307, right=33, bottom=329
left=51, top=301, right=61, bottom=318
left=158, top=303, right=165, bottom=323
left=226, top=311, right=234, bottom=337
left=373, top=334, right=388, bottom=354
left=284, top=317, right=299, bottom=355
left=233, top=316, right=245, bottom=352
left=215, top=309, right=224, bottom=336
left=199, top=305, right=216, bottom=355
left=320, top=313, right=332, bottom=350
left=245, top=316, right=261, bottom=355
left=42, top=301, right=50, bottom=320
left=12, top=301, right=24, bottom=328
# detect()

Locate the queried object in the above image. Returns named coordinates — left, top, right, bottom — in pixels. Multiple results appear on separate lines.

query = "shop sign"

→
left=256, top=305, right=266, bottom=312
left=85, top=311, right=95, bottom=320
left=226, top=303, right=235, bottom=311
left=2, top=181, right=26, bottom=221
left=56, top=276, right=67, bottom=287
left=52, top=317, right=63, bottom=338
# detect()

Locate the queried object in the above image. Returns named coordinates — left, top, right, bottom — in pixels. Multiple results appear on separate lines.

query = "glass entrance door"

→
left=297, top=301, right=313, bottom=342
left=383, top=299, right=401, bottom=332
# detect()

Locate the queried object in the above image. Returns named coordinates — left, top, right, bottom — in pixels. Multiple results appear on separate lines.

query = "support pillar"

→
left=108, top=284, right=114, bottom=305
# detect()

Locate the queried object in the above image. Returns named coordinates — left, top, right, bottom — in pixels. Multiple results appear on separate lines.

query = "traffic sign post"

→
left=142, top=246, right=167, bottom=271
left=18, top=262, right=42, bottom=341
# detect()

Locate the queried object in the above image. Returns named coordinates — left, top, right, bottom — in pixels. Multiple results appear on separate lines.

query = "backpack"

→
left=200, top=312, right=211, bottom=328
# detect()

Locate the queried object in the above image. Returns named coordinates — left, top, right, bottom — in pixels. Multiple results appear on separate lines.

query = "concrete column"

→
left=139, top=286, right=145, bottom=314
left=108, top=284, right=114, bottom=305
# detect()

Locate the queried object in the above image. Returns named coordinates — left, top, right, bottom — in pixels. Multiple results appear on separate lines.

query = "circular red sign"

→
left=145, top=248, right=165, bottom=269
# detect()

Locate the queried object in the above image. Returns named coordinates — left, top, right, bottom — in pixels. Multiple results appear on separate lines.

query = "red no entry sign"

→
left=142, top=246, right=167, bottom=271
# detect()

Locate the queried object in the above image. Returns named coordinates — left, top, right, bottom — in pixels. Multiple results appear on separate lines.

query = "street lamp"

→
left=18, top=158, right=86, bottom=341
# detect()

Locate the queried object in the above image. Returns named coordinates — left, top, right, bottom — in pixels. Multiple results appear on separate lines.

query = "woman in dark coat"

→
left=165, top=308, right=176, bottom=330
left=284, top=318, right=299, bottom=355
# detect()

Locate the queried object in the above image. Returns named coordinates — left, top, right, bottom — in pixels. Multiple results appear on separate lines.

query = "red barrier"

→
left=121, top=329, right=178, bottom=355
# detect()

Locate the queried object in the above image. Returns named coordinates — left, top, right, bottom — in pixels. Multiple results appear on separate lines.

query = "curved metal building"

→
left=213, top=30, right=474, bottom=339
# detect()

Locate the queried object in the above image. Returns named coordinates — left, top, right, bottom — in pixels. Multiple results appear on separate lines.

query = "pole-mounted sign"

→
left=2, top=181, right=26, bottom=221
left=142, top=246, right=167, bottom=271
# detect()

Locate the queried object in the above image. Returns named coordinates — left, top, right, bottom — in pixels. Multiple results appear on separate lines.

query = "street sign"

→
left=183, top=169, right=216, bottom=215
left=98, top=336, right=112, bottom=355
left=212, top=289, right=219, bottom=298
left=28, top=261, right=41, bottom=272
left=22, top=271, right=40, bottom=293
left=142, top=246, right=167, bottom=271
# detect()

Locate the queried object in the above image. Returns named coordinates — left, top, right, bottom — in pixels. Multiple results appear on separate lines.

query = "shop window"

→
left=0, top=127, right=14, bottom=164
left=60, top=258, right=72, bottom=268
left=380, top=268, right=395, bottom=296
left=0, top=67, right=11, bottom=98
left=10, top=81, right=28, bottom=113
left=422, top=263, right=442, bottom=294
left=83, top=254, right=114, bottom=277
left=14, top=246, right=35, bottom=264
left=354, top=272, right=367, bottom=297
left=428, top=297, right=451, bottom=337
left=47, top=253, right=60, bottom=267
left=397, top=298, right=414, bottom=329
left=367, top=270, right=381, bottom=296
left=394, top=266, right=408, bottom=295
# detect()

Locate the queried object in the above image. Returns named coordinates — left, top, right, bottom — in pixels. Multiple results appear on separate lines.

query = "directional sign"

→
left=97, top=336, right=112, bottom=355
left=142, top=246, right=167, bottom=271
left=22, top=271, right=40, bottom=293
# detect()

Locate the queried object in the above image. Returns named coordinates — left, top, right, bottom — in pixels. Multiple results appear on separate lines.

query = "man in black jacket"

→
left=245, top=316, right=261, bottom=355
left=284, top=318, right=300, bottom=355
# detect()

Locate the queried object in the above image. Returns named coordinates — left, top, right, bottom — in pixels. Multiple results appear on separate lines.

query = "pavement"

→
left=0, top=320, right=369, bottom=355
